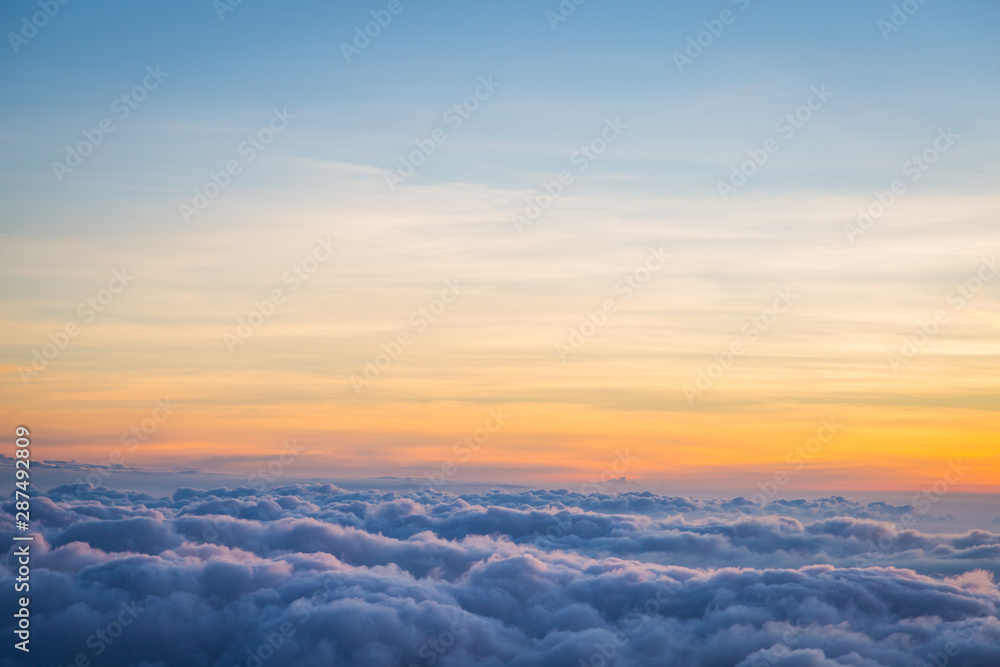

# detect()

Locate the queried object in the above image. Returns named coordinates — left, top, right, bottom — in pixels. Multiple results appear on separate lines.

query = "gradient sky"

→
left=1, top=0, right=998, bottom=494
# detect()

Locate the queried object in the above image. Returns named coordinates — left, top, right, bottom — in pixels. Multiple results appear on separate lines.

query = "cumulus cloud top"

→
left=1, top=484, right=998, bottom=666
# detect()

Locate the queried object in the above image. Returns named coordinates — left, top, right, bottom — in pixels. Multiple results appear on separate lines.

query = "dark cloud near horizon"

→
left=1, top=484, right=998, bottom=666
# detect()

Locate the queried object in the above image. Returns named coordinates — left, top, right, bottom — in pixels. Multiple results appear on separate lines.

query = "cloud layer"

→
left=2, top=484, right=998, bottom=666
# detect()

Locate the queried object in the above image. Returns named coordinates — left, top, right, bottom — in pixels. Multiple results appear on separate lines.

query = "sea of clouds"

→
left=1, top=483, right=998, bottom=666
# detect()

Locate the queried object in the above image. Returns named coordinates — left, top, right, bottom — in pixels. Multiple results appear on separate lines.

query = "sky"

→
left=1, top=0, right=998, bottom=495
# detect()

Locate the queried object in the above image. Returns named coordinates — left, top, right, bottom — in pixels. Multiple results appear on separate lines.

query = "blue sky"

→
left=2, top=0, right=998, bottom=237
left=1, top=0, right=998, bottom=491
